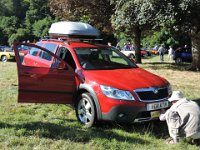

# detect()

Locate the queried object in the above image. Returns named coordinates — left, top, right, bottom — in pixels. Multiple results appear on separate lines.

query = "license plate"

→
left=151, top=111, right=160, bottom=118
left=147, top=101, right=169, bottom=111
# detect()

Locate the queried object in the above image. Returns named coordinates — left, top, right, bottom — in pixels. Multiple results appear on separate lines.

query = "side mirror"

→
left=57, top=61, right=67, bottom=70
left=130, top=58, right=135, bottom=63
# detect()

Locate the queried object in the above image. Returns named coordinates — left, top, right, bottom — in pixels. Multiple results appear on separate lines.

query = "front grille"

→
left=135, top=87, right=168, bottom=102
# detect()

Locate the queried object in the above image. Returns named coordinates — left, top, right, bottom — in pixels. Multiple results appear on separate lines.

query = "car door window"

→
left=16, top=44, right=62, bottom=68
left=29, top=47, right=40, bottom=56
left=44, top=43, right=58, bottom=53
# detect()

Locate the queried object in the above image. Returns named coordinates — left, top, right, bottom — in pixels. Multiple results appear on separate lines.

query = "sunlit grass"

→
left=0, top=58, right=200, bottom=150
left=140, top=54, right=200, bottom=100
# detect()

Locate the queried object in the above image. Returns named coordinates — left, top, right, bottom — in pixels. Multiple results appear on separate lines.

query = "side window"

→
left=58, top=47, right=67, bottom=60
left=58, top=47, right=76, bottom=70
left=39, top=51, right=52, bottom=61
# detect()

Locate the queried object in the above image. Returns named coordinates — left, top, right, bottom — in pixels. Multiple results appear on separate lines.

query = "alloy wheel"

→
left=77, top=94, right=95, bottom=127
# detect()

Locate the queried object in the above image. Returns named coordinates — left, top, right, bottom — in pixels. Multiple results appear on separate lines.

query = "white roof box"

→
left=49, top=21, right=100, bottom=38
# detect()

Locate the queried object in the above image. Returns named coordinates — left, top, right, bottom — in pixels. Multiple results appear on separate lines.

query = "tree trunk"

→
left=190, top=30, right=200, bottom=71
left=133, top=27, right=142, bottom=64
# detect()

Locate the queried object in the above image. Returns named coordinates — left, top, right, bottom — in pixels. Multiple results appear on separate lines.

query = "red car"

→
left=13, top=21, right=172, bottom=127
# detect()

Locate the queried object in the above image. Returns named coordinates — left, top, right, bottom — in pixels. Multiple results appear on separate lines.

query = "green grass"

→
left=0, top=55, right=200, bottom=150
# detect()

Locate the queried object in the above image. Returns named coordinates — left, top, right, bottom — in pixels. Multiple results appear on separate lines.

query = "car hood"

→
left=83, top=68, right=168, bottom=90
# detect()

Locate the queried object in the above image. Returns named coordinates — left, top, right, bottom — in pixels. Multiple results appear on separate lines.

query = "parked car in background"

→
left=173, top=47, right=192, bottom=64
left=13, top=21, right=172, bottom=127
left=141, top=48, right=152, bottom=56
left=121, top=49, right=148, bottom=59
left=141, top=50, right=149, bottom=57
left=0, top=46, right=15, bottom=62
left=146, top=48, right=159, bottom=55
left=120, top=49, right=136, bottom=59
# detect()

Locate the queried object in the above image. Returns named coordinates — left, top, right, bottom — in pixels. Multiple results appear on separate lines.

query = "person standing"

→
left=158, top=44, right=165, bottom=62
left=159, top=91, right=200, bottom=145
left=115, top=42, right=121, bottom=51
left=123, top=43, right=130, bottom=51
left=107, top=42, right=112, bottom=47
left=168, top=45, right=174, bottom=62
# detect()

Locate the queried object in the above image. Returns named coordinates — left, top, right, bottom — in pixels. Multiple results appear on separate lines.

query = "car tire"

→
left=76, top=93, right=96, bottom=127
left=1, top=55, right=7, bottom=62
left=175, top=57, right=182, bottom=65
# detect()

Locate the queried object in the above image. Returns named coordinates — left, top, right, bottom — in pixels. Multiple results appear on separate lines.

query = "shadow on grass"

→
left=0, top=120, right=148, bottom=145
left=96, top=120, right=169, bottom=139
left=142, top=62, right=192, bottom=71
left=193, top=98, right=200, bottom=105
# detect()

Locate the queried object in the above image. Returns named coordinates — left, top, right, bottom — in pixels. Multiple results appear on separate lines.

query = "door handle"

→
left=24, top=72, right=30, bottom=75
left=24, top=72, right=37, bottom=78
left=34, top=62, right=38, bottom=66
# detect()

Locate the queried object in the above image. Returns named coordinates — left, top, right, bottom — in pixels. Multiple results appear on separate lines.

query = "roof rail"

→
left=40, top=37, right=103, bottom=45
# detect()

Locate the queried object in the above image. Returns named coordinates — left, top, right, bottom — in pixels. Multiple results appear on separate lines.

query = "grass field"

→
left=0, top=55, right=200, bottom=150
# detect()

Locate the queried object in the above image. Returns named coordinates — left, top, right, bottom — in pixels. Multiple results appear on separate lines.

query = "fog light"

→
left=118, top=113, right=125, bottom=118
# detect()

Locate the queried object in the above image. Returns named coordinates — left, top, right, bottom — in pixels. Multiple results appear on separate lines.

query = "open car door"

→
left=13, top=42, right=76, bottom=104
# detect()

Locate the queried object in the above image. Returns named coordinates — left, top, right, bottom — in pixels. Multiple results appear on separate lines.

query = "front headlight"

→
left=100, top=85, right=135, bottom=100
left=168, top=84, right=172, bottom=95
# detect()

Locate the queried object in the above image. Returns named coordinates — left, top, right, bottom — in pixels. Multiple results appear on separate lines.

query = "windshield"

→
left=74, top=47, right=137, bottom=70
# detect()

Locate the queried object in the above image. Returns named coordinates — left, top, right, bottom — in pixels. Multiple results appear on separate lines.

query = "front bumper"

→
left=101, top=105, right=170, bottom=123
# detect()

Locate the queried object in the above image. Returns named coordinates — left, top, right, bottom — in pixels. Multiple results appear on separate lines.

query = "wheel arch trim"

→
left=77, top=84, right=102, bottom=120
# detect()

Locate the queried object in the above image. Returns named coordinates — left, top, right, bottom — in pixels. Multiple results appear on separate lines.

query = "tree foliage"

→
left=153, top=0, right=200, bottom=70
left=49, top=0, right=114, bottom=33
left=32, top=17, right=53, bottom=38
left=142, top=27, right=179, bottom=48
left=0, top=0, right=55, bottom=45
left=173, top=0, right=200, bottom=70
left=111, top=0, right=160, bottom=63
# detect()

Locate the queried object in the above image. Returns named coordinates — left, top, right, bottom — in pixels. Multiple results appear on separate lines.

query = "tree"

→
left=111, top=0, right=161, bottom=63
left=25, top=0, right=53, bottom=31
left=142, top=27, right=179, bottom=48
left=0, top=16, right=19, bottom=45
left=32, top=17, right=53, bottom=38
left=172, top=0, right=200, bottom=70
left=0, top=0, right=28, bottom=19
left=8, top=28, right=30, bottom=45
left=0, top=0, right=55, bottom=45
left=49, top=0, right=114, bottom=33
